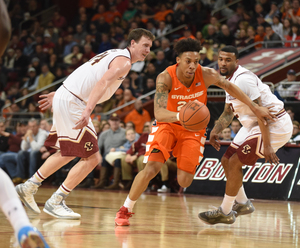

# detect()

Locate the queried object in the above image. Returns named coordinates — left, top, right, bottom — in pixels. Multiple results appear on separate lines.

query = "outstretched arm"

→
left=210, top=103, right=234, bottom=151
left=0, top=0, right=11, bottom=57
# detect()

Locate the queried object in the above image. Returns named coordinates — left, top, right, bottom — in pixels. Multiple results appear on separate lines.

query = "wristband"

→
left=176, top=112, right=180, bottom=121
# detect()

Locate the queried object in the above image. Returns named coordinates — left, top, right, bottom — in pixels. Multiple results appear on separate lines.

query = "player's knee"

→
left=177, top=177, right=193, bottom=188
left=143, top=162, right=161, bottom=180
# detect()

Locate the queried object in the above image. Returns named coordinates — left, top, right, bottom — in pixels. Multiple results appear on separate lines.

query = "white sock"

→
left=2, top=198, right=31, bottom=234
left=124, top=195, right=136, bottom=212
left=30, top=170, right=46, bottom=184
left=56, top=183, right=71, bottom=197
left=0, top=169, right=31, bottom=234
left=220, top=194, right=236, bottom=215
left=235, top=185, right=248, bottom=204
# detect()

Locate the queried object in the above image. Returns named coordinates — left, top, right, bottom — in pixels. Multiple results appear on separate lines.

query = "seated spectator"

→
left=22, top=67, right=39, bottom=91
left=115, top=89, right=136, bottom=115
left=285, top=23, right=300, bottom=47
left=90, top=103, right=105, bottom=122
left=221, top=127, right=232, bottom=141
left=263, top=24, right=282, bottom=48
left=216, top=24, right=235, bottom=46
left=124, top=98, right=151, bottom=134
left=290, top=120, right=300, bottom=142
left=92, top=119, right=101, bottom=136
left=142, top=78, right=156, bottom=100
left=24, top=102, right=42, bottom=121
left=276, top=69, right=300, bottom=101
left=81, top=44, right=96, bottom=63
left=199, top=47, right=212, bottom=67
left=63, top=45, right=83, bottom=65
left=104, top=128, right=139, bottom=190
left=254, top=25, right=265, bottom=50
left=18, top=88, right=33, bottom=111
left=98, top=33, right=112, bottom=53
left=154, top=50, right=169, bottom=74
left=0, top=117, right=9, bottom=154
left=230, top=119, right=242, bottom=139
left=12, top=118, right=48, bottom=183
left=0, top=121, right=26, bottom=178
left=42, top=33, right=55, bottom=54
left=36, top=64, right=55, bottom=91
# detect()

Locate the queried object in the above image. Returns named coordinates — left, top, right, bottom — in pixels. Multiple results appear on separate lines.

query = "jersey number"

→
left=91, top=51, right=109, bottom=65
left=177, top=101, right=187, bottom=111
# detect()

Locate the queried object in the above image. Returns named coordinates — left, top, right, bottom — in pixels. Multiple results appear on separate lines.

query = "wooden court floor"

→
left=0, top=187, right=299, bottom=248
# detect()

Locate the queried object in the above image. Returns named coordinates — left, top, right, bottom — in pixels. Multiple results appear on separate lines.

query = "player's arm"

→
left=254, top=98, right=279, bottom=165
left=154, top=71, right=178, bottom=122
left=74, top=56, right=131, bottom=129
left=210, top=103, right=234, bottom=151
left=0, top=0, right=11, bottom=56
left=202, top=67, right=276, bottom=125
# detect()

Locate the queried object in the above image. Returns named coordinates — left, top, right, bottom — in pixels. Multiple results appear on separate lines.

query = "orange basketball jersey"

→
left=166, top=64, right=207, bottom=123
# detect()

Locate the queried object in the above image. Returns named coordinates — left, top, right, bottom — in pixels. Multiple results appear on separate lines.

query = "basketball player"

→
left=115, top=39, right=276, bottom=226
left=16, top=28, right=155, bottom=219
left=198, top=46, right=292, bottom=225
left=0, top=0, right=49, bottom=247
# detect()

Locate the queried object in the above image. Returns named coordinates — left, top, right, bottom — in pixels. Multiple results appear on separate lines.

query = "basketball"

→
left=179, top=100, right=210, bottom=132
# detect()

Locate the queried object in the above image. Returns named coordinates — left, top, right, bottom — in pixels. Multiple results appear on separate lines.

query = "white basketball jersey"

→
left=225, top=65, right=284, bottom=128
left=63, top=48, right=131, bottom=103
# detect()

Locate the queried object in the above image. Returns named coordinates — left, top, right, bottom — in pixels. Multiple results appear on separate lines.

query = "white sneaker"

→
left=43, top=193, right=81, bottom=219
left=16, top=180, right=41, bottom=214
left=157, top=185, right=170, bottom=193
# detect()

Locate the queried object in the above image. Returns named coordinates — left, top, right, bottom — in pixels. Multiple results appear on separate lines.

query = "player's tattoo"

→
left=154, top=81, right=168, bottom=109
left=213, top=103, right=234, bottom=134
left=215, top=77, right=229, bottom=90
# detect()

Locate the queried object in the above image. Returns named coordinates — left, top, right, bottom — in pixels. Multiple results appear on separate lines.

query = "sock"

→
left=2, top=198, right=31, bottom=234
left=56, top=183, right=71, bottom=197
left=30, top=170, right=46, bottom=184
left=220, top=194, right=236, bottom=215
left=123, top=195, right=136, bottom=212
left=235, top=185, right=248, bottom=204
left=0, top=169, right=31, bottom=234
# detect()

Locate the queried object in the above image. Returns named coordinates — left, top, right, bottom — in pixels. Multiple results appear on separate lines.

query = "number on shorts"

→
left=91, top=51, right=109, bottom=65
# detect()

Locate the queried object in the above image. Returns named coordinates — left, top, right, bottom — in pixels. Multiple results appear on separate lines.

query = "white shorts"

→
left=224, top=112, right=293, bottom=164
left=44, top=86, right=99, bottom=158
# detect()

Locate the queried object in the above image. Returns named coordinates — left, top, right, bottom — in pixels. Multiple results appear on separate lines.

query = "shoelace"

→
left=60, top=200, right=73, bottom=213
left=24, top=183, right=37, bottom=195
left=120, top=209, right=134, bottom=218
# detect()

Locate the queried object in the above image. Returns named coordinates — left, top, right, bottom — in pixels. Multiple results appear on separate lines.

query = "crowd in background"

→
left=0, top=0, right=300, bottom=191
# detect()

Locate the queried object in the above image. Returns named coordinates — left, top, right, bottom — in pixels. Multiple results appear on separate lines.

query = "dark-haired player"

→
left=115, top=39, right=277, bottom=226
left=199, top=46, right=292, bottom=225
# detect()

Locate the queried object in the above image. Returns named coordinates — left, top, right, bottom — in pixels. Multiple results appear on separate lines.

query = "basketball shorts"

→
left=44, top=86, right=99, bottom=158
left=143, top=122, right=206, bottom=174
left=224, top=112, right=293, bottom=165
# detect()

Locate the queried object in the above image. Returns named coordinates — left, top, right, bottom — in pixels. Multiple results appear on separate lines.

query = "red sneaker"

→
left=115, top=206, right=134, bottom=226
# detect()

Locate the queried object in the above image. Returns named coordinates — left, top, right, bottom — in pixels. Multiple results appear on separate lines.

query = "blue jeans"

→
left=16, top=150, right=41, bottom=179
left=0, top=152, right=18, bottom=178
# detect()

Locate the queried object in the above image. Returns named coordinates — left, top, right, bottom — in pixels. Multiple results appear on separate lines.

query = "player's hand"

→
left=73, top=109, right=90, bottom=130
left=209, top=131, right=221, bottom=151
left=254, top=105, right=277, bottom=125
left=38, top=92, right=55, bottom=111
left=263, top=145, right=279, bottom=165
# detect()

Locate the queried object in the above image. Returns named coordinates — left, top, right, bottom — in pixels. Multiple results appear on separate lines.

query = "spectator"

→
left=122, top=1, right=137, bottom=22
left=230, top=119, right=241, bottom=139
left=288, top=0, right=300, bottom=24
left=36, top=64, right=55, bottom=91
left=18, top=88, right=33, bottom=111
left=142, top=78, right=156, bottom=100
left=115, top=89, right=136, bottom=115
left=14, top=48, right=29, bottom=77
left=272, top=13, right=284, bottom=41
left=205, top=25, right=219, bottom=45
left=42, top=33, right=55, bottom=54
left=161, top=38, right=173, bottom=63
left=31, top=44, right=48, bottom=65
left=0, top=121, right=26, bottom=179
left=63, top=45, right=83, bottom=65
left=63, top=34, right=78, bottom=57
left=3, top=48, right=15, bottom=70
left=48, top=54, right=58, bottom=74
left=221, top=127, right=232, bottom=141
left=227, top=4, right=246, bottom=34
left=276, top=69, right=300, bottom=100
left=52, top=11, right=67, bottom=30
left=124, top=98, right=151, bottom=134
left=263, top=24, right=282, bottom=48
left=73, top=24, right=88, bottom=46
left=265, top=2, right=281, bottom=24
left=290, top=120, right=300, bottom=142
left=98, top=33, right=112, bottom=53
left=30, top=57, right=41, bottom=75
left=22, top=36, right=36, bottom=57
left=285, top=23, right=300, bottom=47
left=0, top=117, right=9, bottom=154
left=254, top=25, right=265, bottom=50
left=199, top=47, right=212, bottom=67
left=12, top=118, right=48, bottom=183
left=202, top=16, right=221, bottom=40
left=91, top=103, right=105, bottom=122
left=81, top=44, right=96, bottom=63
left=282, top=18, right=292, bottom=39
left=179, top=27, right=196, bottom=41
left=286, top=106, right=295, bottom=120
left=93, top=113, right=126, bottom=189
left=154, top=51, right=169, bottom=74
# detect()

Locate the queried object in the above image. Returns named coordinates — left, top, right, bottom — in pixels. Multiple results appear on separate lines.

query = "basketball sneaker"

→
left=16, top=180, right=41, bottom=214
left=43, top=193, right=81, bottom=219
left=198, top=207, right=236, bottom=225
left=232, top=200, right=255, bottom=217
left=115, top=206, right=134, bottom=226
left=157, top=185, right=170, bottom=193
left=17, top=226, right=50, bottom=248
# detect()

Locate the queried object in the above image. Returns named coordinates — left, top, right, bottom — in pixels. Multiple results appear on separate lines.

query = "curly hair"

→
left=174, top=38, right=202, bottom=56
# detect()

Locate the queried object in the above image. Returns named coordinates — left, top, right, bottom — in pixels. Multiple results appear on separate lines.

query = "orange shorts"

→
left=143, top=122, right=206, bottom=174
